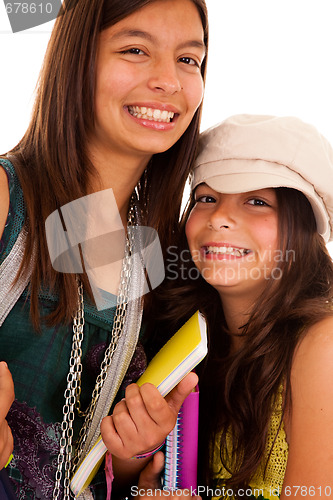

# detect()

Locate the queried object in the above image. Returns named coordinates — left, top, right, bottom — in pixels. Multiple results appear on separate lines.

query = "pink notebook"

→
left=163, top=387, right=199, bottom=490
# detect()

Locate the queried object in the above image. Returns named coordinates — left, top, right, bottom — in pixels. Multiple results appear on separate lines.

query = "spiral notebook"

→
left=70, top=310, right=207, bottom=497
left=163, top=387, right=199, bottom=490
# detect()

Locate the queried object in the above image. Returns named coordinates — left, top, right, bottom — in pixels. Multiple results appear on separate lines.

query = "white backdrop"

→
left=0, top=0, right=332, bottom=255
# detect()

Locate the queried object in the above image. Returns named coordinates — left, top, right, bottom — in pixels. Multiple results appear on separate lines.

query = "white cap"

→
left=193, top=114, right=333, bottom=242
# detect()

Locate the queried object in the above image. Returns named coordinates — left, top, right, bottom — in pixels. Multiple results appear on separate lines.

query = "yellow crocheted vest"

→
left=212, top=386, right=288, bottom=499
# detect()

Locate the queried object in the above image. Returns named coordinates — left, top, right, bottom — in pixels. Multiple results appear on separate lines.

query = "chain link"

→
left=52, top=197, right=137, bottom=500
left=72, top=232, right=133, bottom=469
left=53, top=281, right=85, bottom=500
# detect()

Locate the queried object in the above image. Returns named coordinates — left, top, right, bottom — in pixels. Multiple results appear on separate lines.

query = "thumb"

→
left=0, top=362, right=14, bottom=422
left=165, top=371, right=198, bottom=415
left=137, top=451, right=164, bottom=489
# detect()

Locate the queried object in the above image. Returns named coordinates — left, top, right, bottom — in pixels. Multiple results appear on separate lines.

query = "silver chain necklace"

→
left=53, top=199, right=136, bottom=500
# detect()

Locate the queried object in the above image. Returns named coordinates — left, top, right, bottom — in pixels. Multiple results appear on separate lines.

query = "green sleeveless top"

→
left=212, top=385, right=288, bottom=500
left=0, top=158, right=147, bottom=499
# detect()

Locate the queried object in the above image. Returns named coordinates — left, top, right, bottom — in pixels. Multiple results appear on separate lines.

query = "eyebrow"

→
left=110, top=29, right=206, bottom=54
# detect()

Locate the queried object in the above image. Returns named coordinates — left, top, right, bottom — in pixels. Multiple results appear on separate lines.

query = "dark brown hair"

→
left=145, top=188, right=333, bottom=491
left=4, top=0, right=208, bottom=328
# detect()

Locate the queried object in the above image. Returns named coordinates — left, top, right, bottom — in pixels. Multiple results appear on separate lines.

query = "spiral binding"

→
left=163, top=407, right=184, bottom=489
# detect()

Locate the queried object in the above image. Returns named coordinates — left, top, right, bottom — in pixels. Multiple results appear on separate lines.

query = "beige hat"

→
left=192, top=114, right=333, bottom=242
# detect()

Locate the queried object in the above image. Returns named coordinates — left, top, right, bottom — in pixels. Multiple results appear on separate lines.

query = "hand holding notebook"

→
left=70, top=310, right=207, bottom=497
left=102, top=371, right=198, bottom=460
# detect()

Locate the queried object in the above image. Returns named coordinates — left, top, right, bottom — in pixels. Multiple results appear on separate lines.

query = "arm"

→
left=0, top=168, right=14, bottom=468
left=0, top=362, right=15, bottom=470
left=281, top=316, right=333, bottom=499
left=101, top=372, right=198, bottom=490
left=0, top=165, right=10, bottom=240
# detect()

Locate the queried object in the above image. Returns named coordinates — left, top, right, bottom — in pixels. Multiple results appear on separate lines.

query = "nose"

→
left=147, top=58, right=182, bottom=95
left=208, top=199, right=236, bottom=231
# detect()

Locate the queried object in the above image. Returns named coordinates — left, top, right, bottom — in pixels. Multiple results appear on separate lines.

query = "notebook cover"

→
left=163, top=388, right=199, bottom=490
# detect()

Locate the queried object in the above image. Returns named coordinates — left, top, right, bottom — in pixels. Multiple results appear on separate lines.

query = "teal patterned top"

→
left=0, top=158, right=147, bottom=499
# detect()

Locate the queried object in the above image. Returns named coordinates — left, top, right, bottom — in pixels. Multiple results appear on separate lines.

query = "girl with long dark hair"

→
left=0, top=0, right=208, bottom=497
left=141, top=114, right=333, bottom=499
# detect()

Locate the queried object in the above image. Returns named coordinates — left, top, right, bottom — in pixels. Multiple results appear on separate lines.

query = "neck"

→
left=87, top=144, right=151, bottom=225
left=218, top=292, right=257, bottom=352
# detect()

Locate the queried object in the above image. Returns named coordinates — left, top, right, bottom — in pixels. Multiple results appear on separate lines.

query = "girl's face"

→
left=90, top=0, right=205, bottom=164
left=186, top=184, right=279, bottom=300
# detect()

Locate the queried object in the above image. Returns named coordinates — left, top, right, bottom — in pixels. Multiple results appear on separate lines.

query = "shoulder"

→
left=0, top=162, right=10, bottom=240
left=0, top=157, right=25, bottom=256
left=282, top=317, right=333, bottom=484
left=292, top=316, right=333, bottom=379
left=289, top=316, right=333, bottom=424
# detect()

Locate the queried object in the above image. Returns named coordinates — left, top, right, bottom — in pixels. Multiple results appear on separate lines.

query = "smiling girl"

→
left=144, top=114, right=333, bottom=499
left=0, top=0, right=208, bottom=498
left=190, top=115, right=333, bottom=499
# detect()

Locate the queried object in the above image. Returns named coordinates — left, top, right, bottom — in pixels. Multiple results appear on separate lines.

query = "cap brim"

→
left=192, top=159, right=331, bottom=242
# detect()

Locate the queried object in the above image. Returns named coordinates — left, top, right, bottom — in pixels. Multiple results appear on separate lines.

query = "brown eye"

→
left=120, top=48, right=146, bottom=56
left=179, top=56, right=199, bottom=67
left=195, top=195, right=216, bottom=203
left=247, top=198, right=269, bottom=207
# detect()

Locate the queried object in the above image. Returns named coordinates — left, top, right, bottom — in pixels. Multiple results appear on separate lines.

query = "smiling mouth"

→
left=127, top=105, right=176, bottom=123
left=204, top=245, right=251, bottom=257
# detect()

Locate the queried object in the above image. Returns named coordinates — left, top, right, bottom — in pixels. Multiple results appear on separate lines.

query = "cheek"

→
left=95, top=63, right=139, bottom=105
left=183, top=74, right=204, bottom=112
left=185, top=210, right=204, bottom=252
left=185, top=214, right=197, bottom=249
left=185, top=215, right=205, bottom=268
left=257, top=217, right=279, bottom=250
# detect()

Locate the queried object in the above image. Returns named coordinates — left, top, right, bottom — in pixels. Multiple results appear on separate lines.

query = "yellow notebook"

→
left=70, top=310, right=207, bottom=497
left=136, top=310, right=207, bottom=395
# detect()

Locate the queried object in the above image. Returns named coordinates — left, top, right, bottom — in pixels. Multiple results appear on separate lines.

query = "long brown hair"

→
left=3, top=0, right=208, bottom=328
left=145, top=188, right=333, bottom=490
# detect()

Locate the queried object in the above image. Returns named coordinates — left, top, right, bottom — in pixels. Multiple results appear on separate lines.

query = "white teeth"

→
left=206, top=246, right=249, bottom=257
left=128, top=106, right=175, bottom=123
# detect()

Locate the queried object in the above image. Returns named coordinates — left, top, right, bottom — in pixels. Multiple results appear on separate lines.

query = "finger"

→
left=137, top=384, right=174, bottom=431
left=126, top=383, right=168, bottom=430
left=112, top=398, right=128, bottom=417
left=100, top=415, right=127, bottom=456
left=112, top=401, right=143, bottom=448
left=0, top=362, right=15, bottom=422
left=124, top=384, right=153, bottom=425
left=121, top=385, right=169, bottom=453
left=138, top=373, right=198, bottom=430
left=137, top=451, right=164, bottom=489
left=102, top=399, right=152, bottom=459
left=165, top=372, right=198, bottom=414
left=111, top=397, right=140, bottom=440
